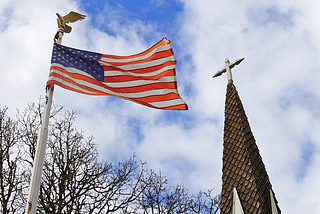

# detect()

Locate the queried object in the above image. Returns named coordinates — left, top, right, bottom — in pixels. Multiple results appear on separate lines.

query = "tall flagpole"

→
left=25, top=11, right=85, bottom=213
left=25, top=28, right=64, bottom=214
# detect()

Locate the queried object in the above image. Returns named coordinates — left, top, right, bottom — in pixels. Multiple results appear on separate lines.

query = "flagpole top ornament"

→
left=213, top=57, right=245, bottom=83
left=54, top=11, right=86, bottom=43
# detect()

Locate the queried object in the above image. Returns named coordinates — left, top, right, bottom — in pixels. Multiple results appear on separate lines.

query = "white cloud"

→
left=1, top=0, right=320, bottom=213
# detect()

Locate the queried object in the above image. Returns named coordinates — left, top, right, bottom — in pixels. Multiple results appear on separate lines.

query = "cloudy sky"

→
left=1, top=0, right=320, bottom=213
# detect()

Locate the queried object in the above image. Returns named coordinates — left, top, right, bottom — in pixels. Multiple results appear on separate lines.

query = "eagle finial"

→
left=56, top=11, right=86, bottom=33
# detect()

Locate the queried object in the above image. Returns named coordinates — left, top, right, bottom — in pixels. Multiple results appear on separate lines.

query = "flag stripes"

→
left=100, top=45, right=172, bottom=64
left=47, top=38, right=188, bottom=110
left=101, top=39, right=169, bottom=60
left=49, top=69, right=178, bottom=97
left=101, top=56, right=176, bottom=74
left=103, top=63, right=176, bottom=79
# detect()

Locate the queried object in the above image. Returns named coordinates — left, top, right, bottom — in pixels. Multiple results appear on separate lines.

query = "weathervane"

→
left=213, top=57, right=245, bottom=83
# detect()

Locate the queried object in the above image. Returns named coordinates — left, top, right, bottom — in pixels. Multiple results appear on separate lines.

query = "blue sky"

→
left=1, top=0, right=320, bottom=213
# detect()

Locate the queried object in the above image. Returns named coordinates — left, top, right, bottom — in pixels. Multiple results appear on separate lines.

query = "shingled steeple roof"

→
left=220, top=82, right=281, bottom=214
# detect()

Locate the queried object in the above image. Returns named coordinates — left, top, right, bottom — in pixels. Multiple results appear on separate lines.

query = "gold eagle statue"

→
left=56, top=11, right=86, bottom=33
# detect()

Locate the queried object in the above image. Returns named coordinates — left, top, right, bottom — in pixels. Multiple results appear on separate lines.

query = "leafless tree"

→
left=0, top=106, right=26, bottom=214
left=138, top=170, right=220, bottom=214
left=190, top=189, right=221, bottom=214
left=18, top=103, right=149, bottom=214
left=1, top=101, right=221, bottom=213
left=17, top=100, right=62, bottom=163
left=138, top=170, right=190, bottom=213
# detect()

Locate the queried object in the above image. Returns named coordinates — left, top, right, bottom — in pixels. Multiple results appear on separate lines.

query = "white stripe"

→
left=149, top=98, right=185, bottom=108
left=100, top=43, right=172, bottom=63
left=50, top=68, right=178, bottom=98
left=104, top=64, right=175, bottom=77
left=100, top=55, right=175, bottom=71
left=51, top=63, right=94, bottom=78
left=105, top=76, right=176, bottom=88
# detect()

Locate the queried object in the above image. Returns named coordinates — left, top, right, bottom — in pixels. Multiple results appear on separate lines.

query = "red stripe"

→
left=104, top=69, right=176, bottom=82
left=133, top=93, right=181, bottom=103
left=163, top=104, right=188, bottom=110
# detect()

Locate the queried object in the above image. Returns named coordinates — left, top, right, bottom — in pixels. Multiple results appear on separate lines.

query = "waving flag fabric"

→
left=47, top=38, right=188, bottom=110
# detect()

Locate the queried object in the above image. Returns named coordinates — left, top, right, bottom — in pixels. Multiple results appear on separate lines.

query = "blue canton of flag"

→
left=51, top=44, right=104, bottom=81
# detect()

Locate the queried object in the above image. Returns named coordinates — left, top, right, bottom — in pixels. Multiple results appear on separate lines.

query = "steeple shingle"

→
left=220, top=82, right=281, bottom=214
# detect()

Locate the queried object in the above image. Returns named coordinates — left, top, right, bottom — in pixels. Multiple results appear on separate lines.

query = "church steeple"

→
left=213, top=58, right=281, bottom=213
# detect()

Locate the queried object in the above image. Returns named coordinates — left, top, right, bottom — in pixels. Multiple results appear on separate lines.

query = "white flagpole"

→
left=25, top=28, right=64, bottom=214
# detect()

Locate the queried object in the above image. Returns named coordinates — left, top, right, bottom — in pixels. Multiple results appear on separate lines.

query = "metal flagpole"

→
left=24, top=11, right=84, bottom=214
left=25, top=28, right=64, bottom=214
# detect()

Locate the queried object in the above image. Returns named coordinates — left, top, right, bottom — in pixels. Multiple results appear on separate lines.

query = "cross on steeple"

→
left=212, top=57, right=245, bottom=82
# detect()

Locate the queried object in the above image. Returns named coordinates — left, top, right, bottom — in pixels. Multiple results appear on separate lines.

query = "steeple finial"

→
left=213, top=57, right=245, bottom=83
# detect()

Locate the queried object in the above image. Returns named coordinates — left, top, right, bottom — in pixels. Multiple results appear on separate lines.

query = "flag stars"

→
left=52, top=44, right=104, bottom=81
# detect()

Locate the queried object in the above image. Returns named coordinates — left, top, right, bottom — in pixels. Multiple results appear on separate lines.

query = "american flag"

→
left=47, top=38, right=188, bottom=110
